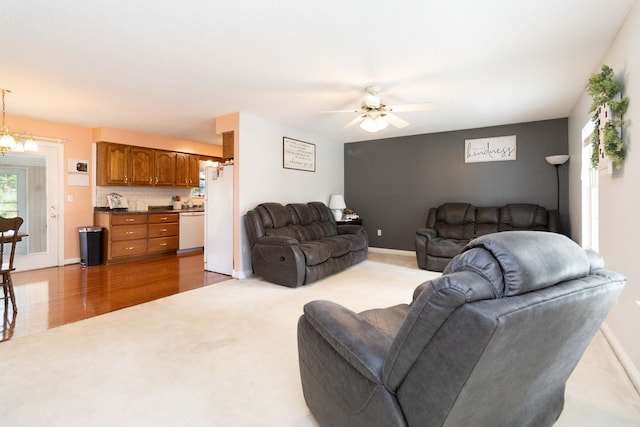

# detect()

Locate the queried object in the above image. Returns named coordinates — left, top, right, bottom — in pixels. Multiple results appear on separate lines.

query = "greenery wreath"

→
left=587, top=65, right=629, bottom=169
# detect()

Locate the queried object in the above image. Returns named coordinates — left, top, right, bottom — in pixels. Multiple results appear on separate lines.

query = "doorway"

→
left=0, top=141, right=63, bottom=271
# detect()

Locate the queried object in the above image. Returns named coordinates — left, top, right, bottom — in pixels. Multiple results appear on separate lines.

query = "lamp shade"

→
left=329, top=195, right=346, bottom=210
left=329, top=195, right=346, bottom=221
left=545, top=155, right=570, bottom=165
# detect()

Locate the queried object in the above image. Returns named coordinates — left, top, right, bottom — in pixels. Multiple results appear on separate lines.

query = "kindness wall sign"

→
left=464, top=135, right=517, bottom=163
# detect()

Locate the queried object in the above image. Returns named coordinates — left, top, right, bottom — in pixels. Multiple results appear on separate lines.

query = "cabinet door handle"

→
left=126, top=231, right=134, bottom=235
left=126, top=218, right=135, bottom=222
left=160, top=228, right=167, bottom=232
left=160, top=243, right=167, bottom=246
left=126, top=246, right=135, bottom=250
left=160, top=217, right=168, bottom=220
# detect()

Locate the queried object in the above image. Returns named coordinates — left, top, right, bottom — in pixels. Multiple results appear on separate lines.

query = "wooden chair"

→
left=0, top=216, right=24, bottom=312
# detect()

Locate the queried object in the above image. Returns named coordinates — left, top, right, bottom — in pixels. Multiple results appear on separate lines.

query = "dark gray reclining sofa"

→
left=245, top=202, right=368, bottom=287
left=416, top=202, right=560, bottom=271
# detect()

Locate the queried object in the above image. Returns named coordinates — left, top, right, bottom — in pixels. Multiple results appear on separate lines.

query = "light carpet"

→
left=1, top=254, right=639, bottom=426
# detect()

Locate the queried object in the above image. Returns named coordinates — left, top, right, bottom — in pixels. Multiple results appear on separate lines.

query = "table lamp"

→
left=329, top=195, right=346, bottom=221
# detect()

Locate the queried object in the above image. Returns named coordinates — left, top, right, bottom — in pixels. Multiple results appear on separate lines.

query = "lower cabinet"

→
left=95, top=212, right=179, bottom=263
left=148, top=213, right=179, bottom=253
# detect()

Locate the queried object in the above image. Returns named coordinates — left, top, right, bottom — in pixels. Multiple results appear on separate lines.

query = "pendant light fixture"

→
left=0, top=88, right=38, bottom=155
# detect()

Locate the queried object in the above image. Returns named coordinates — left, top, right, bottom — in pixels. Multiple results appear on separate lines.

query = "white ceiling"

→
left=1, top=1, right=636, bottom=145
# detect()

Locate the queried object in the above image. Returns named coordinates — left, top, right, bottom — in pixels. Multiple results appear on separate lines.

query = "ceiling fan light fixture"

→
left=359, top=115, right=388, bottom=133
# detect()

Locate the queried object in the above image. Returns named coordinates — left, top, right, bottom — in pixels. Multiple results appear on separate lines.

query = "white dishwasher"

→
left=179, top=211, right=205, bottom=251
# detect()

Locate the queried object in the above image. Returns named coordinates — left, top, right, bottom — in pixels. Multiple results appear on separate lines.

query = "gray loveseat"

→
left=416, top=202, right=560, bottom=271
left=298, top=231, right=626, bottom=427
left=244, top=202, right=368, bottom=287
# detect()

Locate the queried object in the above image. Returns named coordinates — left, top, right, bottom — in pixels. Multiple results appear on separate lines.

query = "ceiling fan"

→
left=322, top=85, right=434, bottom=133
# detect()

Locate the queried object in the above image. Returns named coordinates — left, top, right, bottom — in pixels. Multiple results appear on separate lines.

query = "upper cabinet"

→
left=154, top=150, right=176, bottom=186
left=129, top=146, right=154, bottom=185
left=97, top=142, right=181, bottom=187
left=97, top=142, right=130, bottom=185
left=175, top=152, right=200, bottom=187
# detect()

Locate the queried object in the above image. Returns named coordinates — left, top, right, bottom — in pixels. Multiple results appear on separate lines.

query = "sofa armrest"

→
left=251, top=237, right=305, bottom=287
left=416, top=227, right=437, bottom=240
left=255, top=235, right=300, bottom=246
left=302, top=300, right=392, bottom=383
left=547, top=210, right=560, bottom=233
left=336, top=224, right=365, bottom=235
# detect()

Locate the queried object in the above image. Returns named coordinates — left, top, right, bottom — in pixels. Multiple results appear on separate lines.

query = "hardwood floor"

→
left=1, top=250, right=230, bottom=342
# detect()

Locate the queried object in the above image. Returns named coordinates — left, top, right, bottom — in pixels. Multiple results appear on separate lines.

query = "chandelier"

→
left=1, top=88, right=38, bottom=156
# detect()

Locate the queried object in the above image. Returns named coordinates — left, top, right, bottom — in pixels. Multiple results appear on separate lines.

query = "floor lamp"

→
left=545, top=155, right=570, bottom=210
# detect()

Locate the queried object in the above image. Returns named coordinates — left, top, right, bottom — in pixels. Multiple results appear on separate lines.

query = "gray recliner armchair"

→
left=298, top=231, right=626, bottom=427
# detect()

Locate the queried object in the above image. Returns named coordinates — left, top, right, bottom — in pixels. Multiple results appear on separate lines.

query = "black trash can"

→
left=79, top=226, right=103, bottom=266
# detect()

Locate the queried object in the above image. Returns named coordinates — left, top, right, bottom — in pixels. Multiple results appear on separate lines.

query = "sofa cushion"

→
left=434, top=222, right=474, bottom=240
left=294, top=223, right=324, bottom=242
left=434, top=203, right=475, bottom=239
left=427, top=237, right=469, bottom=258
left=298, top=241, right=332, bottom=266
left=261, top=203, right=292, bottom=228
left=336, top=233, right=368, bottom=252
left=437, top=203, right=475, bottom=224
left=475, top=207, right=499, bottom=236
left=289, top=203, right=317, bottom=225
left=499, top=204, right=548, bottom=230
left=475, top=207, right=499, bottom=224
left=320, top=236, right=352, bottom=258
left=263, top=225, right=299, bottom=240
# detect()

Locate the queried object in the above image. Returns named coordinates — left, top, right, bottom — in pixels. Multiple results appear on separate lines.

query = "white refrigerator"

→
left=204, top=163, right=234, bottom=275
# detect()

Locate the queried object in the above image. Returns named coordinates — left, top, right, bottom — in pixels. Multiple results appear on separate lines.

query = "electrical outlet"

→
left=377, top=229, right=382, bottom=236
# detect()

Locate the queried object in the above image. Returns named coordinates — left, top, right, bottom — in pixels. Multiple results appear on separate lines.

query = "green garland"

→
left=587, top=65, right=629, bottom=169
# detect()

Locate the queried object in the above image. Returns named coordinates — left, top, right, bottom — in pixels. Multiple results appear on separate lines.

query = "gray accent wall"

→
left=344, top=118, right=569, bottom=251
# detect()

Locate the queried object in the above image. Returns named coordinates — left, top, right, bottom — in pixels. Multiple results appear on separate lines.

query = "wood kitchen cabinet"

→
left=154, top=150, right=176, bottom=186
left=95, top=212, right=179, bottom=263
left=175, top=153, right=200, bottom=187
left=96, top=142, right=129, bottom=185
left=97, top=142, right=177, bottom=187
left=148, top=213, right=179, bottom=253
left=129, top=146, right=154, bottom=185
left=95, top=213, right=148, bottom=261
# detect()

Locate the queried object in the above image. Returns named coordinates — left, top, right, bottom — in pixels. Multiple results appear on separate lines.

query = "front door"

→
left=0, top=142, right=63, bottom=271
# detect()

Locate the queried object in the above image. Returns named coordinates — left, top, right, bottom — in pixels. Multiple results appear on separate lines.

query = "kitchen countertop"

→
left=94, top=205, right=204, bottom=214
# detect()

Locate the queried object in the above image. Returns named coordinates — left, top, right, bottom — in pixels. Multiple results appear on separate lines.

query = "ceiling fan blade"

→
left=383, top=113, right=410, bottom=128
left=385, top=102, right=435, bottom=112
left=343, top=114, right=366, bottom=129
left=320, top=108, right=365, bottom=114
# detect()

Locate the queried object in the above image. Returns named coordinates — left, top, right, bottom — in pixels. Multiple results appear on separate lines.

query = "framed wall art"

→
left=465, top=135, right=517, bottom=163
left=283, top=137, right=316, bottom=172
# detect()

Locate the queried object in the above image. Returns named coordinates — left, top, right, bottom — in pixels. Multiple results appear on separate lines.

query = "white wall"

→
left=568, top=2, right=640, bottom=386
left=236, top=112, right=344, bottom=277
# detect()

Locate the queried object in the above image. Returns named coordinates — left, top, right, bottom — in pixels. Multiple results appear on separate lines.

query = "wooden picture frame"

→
left=283, top=137, right=316, bottom=172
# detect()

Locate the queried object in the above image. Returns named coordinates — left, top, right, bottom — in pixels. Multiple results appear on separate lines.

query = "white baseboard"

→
left=64, top=258, right=81, bottom=265
left=368, top=247, right=416, bottom=257
left=600, top=321, right=640, bottom=394
left=233, top=269, right=253, bottom=279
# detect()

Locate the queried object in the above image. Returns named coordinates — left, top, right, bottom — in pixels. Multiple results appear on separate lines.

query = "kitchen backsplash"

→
left=96, top=186, right=203, bottom=209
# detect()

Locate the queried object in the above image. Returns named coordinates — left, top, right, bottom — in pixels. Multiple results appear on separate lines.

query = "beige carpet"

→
left=1, top=253, right=639, bottom=426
